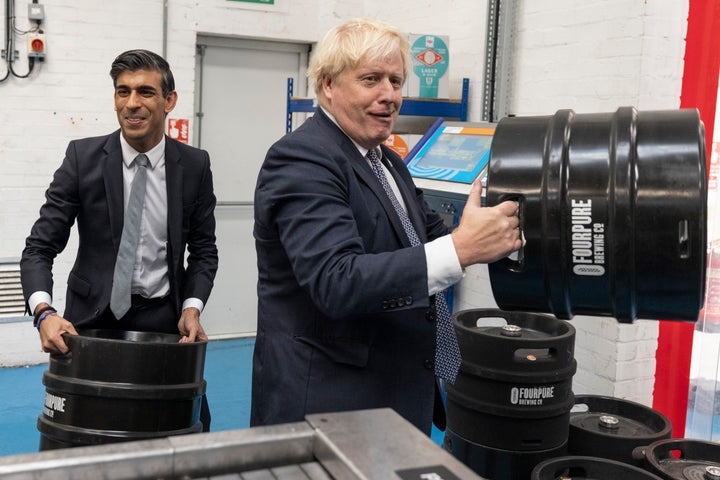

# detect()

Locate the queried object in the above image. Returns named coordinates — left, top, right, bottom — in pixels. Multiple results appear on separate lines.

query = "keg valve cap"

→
left=500, top=324, right=522, bottom=337
left=705, top=466, right=720, bottom=480
left=598, top=415, right=620, bottom=430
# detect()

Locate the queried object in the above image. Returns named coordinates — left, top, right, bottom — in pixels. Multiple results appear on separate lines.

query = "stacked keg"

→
left=530, top=395, right=672, bottom=479
left=530, top=395, right=720, bottom=479
left=633, top=438, right=720, bottom=480
left=452, top=106, right=712, bottom=479
left=568, top=395, right=672, bottom=464
left=443, top=309, right=576, bottom=479
left=531, top=456, right=665, bottom=479
left=38, top=329, right=207, bottom=450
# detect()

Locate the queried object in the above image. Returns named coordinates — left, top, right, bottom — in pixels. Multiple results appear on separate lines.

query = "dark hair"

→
left=109, top=49, right=175, bottom=97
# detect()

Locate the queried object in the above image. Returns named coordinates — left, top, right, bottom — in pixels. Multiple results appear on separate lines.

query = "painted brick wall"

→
left=451, top=0, right=689, bottom=407
left=510, top=0, right=686, bottom=407
left=0, top=0, right=691, bottom=410
left=364, top=0, right=490, bottom=122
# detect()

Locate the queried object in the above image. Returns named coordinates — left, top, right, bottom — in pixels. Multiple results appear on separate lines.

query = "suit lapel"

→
left=102, top=131, right=124, bottom=252
left=349, top=144, right=419, bottom=248
left=165, top=137, right=183, bottom=273
left=313, top=110, right=423, bottom=248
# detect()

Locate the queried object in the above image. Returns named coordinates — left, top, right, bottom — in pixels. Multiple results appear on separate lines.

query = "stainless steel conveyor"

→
left=0, top=408, right=483, bottom=479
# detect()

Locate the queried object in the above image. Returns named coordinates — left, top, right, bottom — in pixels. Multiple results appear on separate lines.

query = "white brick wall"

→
left=504, top=0, right=687, bottom=408
left=0, top=321, right=48, bottom=367
left=364, top=0, right=490, bottom=122
left=0, top=0, right=691, bottom=411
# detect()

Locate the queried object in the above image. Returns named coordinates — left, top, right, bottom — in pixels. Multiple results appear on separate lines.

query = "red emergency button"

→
left=31, top=38, right=44, bottom=52
left=28, top=34, right=46, bottom=59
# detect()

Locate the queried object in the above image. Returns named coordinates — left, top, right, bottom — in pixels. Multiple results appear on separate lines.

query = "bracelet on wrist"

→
left=35, top=310, right=57, bottom=330
left=33, top=305, right=57, bottom=328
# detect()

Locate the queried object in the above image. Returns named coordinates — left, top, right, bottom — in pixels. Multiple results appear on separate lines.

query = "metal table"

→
left=0, top=408, right=484, bottom=479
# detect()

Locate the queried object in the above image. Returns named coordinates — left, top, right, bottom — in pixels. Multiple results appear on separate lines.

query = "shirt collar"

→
left=320, top=107, right=381, bottom=160
left=119, top=134, right=165, bottom=169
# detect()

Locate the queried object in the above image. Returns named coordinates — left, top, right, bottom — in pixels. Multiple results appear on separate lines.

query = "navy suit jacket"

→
left=21, top=130, right=218, bottom=328
left=251, top=109, right=450, bottom=433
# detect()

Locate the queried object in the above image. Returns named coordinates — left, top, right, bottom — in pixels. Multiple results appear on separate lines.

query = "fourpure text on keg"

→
left=43, top=392, right=66, bottom=418
left=510, top=386, right=555, bottom=405
left=570, top=199, right=606, bottom=276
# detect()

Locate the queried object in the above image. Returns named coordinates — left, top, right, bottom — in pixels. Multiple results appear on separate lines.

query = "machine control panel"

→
left=407, top=120, right=496, bottom=226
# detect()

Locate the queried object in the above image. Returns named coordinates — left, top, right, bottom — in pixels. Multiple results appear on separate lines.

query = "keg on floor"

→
left=632, top=438, right=720, bottom=480
left=531, top=456, right=664, bottom=480
left=38, top=329, right=207, bottom=450
left=486, top=107, right=707, bottom=323
left=444, top=309, right=576, bottom=480
left=569, top=395, right=672, bottom=466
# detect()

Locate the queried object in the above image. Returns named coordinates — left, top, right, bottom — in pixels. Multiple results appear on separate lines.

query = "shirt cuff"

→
left=182, top=297, right=205, bottom=313
left=28, top=291, right=53, bottom=316
left=425, top=234, right=464, bottom=296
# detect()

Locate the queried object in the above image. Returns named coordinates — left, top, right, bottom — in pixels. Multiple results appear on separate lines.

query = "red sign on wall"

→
left=168, top=118, right=189, bottom=144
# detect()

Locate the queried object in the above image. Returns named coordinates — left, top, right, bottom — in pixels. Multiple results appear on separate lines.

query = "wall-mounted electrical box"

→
left=28, top=34, right=46, bottom=60
left=28, top=4, right=45, bottom=22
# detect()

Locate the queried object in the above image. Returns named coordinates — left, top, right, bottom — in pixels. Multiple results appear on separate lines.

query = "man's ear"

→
left=321, top=74, right=333, bottom=99
left=165, top=91, right=178, bottom=114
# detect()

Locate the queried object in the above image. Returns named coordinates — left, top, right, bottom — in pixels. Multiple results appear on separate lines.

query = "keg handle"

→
left=678, top=219, right=690, bottom=259
left=501, top=196, right=524, bottom=272
left=49, top=350, right=73, bottom=366
left=48, top=332, right=75, bottom=366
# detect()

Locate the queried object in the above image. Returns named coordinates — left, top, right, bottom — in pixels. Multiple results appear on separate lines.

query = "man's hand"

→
left=177, top=307, right=208, bottom=343
left=36, top=305, right=78, bottom=354
left=451, top=180, right=523, bottom=268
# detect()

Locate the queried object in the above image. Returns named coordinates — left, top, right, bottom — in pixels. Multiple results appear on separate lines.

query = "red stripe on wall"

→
left=653, top=0, right=720, bottom=438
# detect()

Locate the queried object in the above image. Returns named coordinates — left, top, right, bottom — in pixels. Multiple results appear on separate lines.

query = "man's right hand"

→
left=36, top=309, right=78, bottom=354
left=451, top=180, right=523, bottom=268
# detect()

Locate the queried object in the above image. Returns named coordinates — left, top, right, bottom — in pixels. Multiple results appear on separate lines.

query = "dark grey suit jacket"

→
left=21, top=130, right=218, bottom=328
left=251, top=109, right=450, bottom=434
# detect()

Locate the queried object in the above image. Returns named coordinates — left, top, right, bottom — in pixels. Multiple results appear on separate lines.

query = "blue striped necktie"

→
left=367, top=149, right=461, bottom=383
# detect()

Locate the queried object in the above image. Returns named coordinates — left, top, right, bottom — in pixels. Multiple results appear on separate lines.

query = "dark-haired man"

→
left=21, top=49, right=218, bottom=430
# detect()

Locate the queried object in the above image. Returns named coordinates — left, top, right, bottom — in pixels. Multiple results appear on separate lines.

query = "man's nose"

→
left=377, top=78, right=397, bottom=100
left=126, top=91, right=141, bottom=108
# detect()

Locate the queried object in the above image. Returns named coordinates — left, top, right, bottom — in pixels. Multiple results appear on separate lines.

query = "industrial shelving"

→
left=285, top=77, right=470, bottom=133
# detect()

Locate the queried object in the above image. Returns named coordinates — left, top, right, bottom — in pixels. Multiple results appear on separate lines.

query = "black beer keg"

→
left=444, top=309, right=576, bottom=479
left=633, top=438, right=720, bottom=480
left=487, top=107, right=707, bottom=323
left=38, top=329, right=207, bottom=450
left=569, top=395, right=672, bottom=465
left=532, top=456, right=664, bottom=480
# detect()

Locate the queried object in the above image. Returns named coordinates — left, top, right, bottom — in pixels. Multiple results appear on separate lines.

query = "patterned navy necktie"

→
left=367, top=149, right=461, bottom=383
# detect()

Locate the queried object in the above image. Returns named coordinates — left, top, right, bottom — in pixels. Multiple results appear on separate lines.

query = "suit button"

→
left=404, top=296, right=412, bottom=305
left=389, top=299, right=398, bottom=308
left=382, top=301, right=389, bottom=310
left=426, top=310, right=436, bottom=322
left=424, top=359, right=434, bottom=370
left=94, top=308, right=100, bottom=316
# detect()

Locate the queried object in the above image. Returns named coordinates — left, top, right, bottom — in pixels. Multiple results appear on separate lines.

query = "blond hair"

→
left=308, top=18, right=411, bottom=98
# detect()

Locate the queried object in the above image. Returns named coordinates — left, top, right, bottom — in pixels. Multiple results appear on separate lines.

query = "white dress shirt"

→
left=119, top=136, right=204, bottom=313
left=119, top=136, right=170, bottom=299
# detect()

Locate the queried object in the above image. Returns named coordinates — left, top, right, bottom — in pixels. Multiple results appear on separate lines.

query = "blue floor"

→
left=0, top=337, right=254, bottom=457
left=1, top=337, right=444, bottom=458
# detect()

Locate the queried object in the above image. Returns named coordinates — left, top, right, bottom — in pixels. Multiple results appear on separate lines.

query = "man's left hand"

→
left=177, top=307, right=208, bottom=343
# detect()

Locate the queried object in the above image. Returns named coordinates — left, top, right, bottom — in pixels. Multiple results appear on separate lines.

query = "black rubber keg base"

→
left=444, top=428, right=567, bottom=480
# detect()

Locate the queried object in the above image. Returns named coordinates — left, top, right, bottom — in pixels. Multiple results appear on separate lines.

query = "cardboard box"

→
left=406, top=34, right=449, bottom=99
